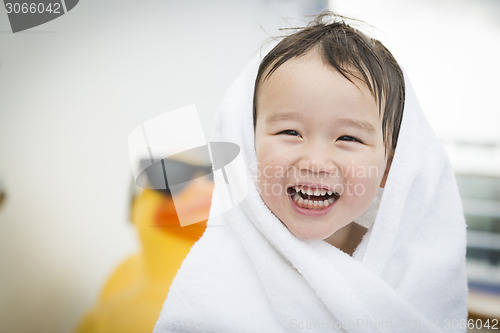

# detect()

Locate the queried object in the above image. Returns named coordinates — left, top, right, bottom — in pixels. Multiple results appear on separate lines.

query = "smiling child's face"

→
left=254, top=50, right=389, bottom=241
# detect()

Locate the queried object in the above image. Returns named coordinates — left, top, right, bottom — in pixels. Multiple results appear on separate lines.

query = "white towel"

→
left=154, top=51, right=468, bottom=332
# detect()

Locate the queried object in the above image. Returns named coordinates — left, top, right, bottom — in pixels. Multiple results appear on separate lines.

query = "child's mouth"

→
left=287, top=185, right=340, bottom=211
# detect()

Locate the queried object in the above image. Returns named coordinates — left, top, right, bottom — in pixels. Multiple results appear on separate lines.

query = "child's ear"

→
left=380, top=151, right=394, bottom=188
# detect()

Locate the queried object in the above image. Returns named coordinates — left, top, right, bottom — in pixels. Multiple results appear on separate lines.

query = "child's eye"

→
left=277, top=130, right=302, bottom=137
left=338, top=135, right=362, bottom=143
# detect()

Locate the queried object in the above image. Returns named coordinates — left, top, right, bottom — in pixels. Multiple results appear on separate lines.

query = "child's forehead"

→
left=262, top=51, right=377, bottom=101
left=260, top=53, right=379, bottom=111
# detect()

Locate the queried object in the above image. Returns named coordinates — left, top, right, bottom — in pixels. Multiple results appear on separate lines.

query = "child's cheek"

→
left=256, top=151, right=289, bottom=198
left=341, top=156, right=386, bottom=215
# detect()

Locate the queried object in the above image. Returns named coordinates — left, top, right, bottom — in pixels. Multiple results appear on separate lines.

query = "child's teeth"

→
left=291, top=185, right=340, bottom=209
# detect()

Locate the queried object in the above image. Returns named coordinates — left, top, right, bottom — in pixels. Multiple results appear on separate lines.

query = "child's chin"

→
left=288, top=228, right=333, bottom=242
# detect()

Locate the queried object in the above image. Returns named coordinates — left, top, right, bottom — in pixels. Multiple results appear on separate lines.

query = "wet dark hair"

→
left=253, top=12, right=405, bottom=154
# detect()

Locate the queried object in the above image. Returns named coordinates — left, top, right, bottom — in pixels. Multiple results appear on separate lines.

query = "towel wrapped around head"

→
left=154, top=42, right=467, bottom=333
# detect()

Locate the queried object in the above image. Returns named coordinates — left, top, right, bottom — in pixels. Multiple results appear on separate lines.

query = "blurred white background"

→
left=0, top=0, right=498, bottom=332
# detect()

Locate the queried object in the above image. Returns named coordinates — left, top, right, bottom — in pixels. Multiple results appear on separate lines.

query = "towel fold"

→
left=154, top=49, right=468, bottom=332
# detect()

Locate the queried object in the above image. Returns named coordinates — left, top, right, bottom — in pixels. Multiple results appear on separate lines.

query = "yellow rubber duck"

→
left=76, top=175, right=212, bottom=333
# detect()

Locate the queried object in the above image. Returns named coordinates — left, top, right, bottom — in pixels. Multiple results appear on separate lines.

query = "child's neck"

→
left=325, top=222, right=367, bottom=256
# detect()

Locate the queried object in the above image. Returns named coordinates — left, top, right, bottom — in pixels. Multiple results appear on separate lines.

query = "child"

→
left=253, top=14, right=403, bottom=255
left=155, top=12, right=467, bottom=332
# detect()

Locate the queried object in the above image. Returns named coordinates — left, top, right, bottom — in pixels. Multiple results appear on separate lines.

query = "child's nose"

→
left=297, top=142, right=338, bottom=175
